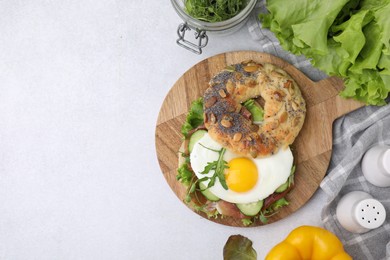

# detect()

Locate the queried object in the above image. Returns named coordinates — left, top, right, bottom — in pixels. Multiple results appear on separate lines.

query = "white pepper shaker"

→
left=361, top=145, right=390, bottom=187
left=336, top=191, right=386, bottom=234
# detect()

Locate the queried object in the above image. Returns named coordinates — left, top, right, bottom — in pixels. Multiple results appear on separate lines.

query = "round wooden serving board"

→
left=155, top=51, right=364, bottom=227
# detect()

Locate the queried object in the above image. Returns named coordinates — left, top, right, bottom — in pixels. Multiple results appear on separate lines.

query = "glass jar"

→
left=171, top=0, right=258, bottom=54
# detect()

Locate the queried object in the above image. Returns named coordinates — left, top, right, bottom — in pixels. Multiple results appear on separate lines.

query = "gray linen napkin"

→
left=247, top=1, right=390, bottom=259
left=321, top=105, right=390, bottom=260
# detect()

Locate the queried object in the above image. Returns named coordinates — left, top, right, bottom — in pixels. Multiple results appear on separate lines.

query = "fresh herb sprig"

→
left=183, top=144, right=229, bottom=204
left=199, top=144, right=229, bottom=190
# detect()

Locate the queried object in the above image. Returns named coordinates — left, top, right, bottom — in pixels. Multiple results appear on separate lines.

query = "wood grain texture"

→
left=155, top=51, right=364, bottom=227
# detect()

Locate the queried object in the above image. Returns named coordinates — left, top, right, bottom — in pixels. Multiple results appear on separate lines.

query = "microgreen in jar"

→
left=184, top=0, right=246, bottom=22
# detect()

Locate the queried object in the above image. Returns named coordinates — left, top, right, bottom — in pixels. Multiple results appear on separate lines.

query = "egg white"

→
left=190, top=133, right=293, bottom=204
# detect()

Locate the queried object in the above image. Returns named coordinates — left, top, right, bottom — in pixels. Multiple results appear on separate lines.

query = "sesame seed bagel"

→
left=203, top=60, right=306, bottom=158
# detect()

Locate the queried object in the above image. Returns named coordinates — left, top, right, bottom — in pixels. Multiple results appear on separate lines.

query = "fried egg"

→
left=190, top=133, right=293, bottom=204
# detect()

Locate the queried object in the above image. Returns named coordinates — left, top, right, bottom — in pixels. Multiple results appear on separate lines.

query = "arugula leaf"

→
left=181, top=98, right=204, bottom=138
left=200, top=161, right=218, bottom=175
left=199, top=145, right=229, bottom=190
left=223, top=235, right=257, bottom=260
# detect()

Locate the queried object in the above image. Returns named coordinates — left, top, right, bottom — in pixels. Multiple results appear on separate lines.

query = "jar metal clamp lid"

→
left=171, top=0, right=257, bottom=54
left=176, top=23, right=208, bottom=55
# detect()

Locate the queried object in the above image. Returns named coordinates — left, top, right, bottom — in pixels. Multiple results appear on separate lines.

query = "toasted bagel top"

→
left=203, top=61, right=306, bottom=158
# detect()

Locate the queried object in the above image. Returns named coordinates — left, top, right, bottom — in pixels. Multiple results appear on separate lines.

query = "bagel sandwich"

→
left=177, top=60, right=306, bottom=226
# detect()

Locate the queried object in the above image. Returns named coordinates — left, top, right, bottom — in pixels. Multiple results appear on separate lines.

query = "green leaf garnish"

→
left=223, top=235, right=257, bottom=260
left=242, top=99, right=264, bottom=122
left=198, top=144, right=229, bottom=190
left=259, top=212, right=268, bottom=224
left=256, top=197, right=291, bottom=224
left=241, top=218, right=253, bottom=226
left=177, top=162, right=193, bottom=186
left=181, top=98, right=204, bottom=138
left=270, top=198, right=289, bottom=211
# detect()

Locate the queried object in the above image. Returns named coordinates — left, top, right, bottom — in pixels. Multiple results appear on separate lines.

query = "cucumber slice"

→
left=188, top=130, right=207, bottom=153
left=275, top=181, right=289, bottom=193
left=236, top=200, right=264, bottom=216
left=199, top=182, right=220, bottom=202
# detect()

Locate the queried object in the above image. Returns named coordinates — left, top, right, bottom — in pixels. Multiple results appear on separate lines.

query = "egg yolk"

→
left=225, top=157, right=258, bottom=192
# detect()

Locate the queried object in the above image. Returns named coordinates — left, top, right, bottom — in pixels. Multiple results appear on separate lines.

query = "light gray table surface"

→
left=0, top=1, right=326, bottom=259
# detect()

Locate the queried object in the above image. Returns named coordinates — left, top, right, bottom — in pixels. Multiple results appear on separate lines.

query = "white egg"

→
left=190, top=133, right=293, bottom=204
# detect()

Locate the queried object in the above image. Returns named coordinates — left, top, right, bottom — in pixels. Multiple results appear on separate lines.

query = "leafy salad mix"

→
left=261, top=0, right=390, bottom=105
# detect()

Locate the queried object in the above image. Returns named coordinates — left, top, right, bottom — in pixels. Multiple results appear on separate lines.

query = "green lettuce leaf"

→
left=223, top=235, right=257, bottom=260
left=263, top=0, right=350, bottom=55
left=378, top=54, right=390, bottom=75
left=242, top=99, right=264, bottom=123
left=177, top=162, right=193, bottom=186
left=341, top=70, right=388, bottom=106
left=361, top=0, right=390, bottom=55
left=181, top=98, right=204, bottom=138
left=270, top=198, right=289, bottom=211
left=349, top=21, right=383, bottom=74
left=260, top=0, right=390, bottom=105
left=332, top=9, right=373, bottom=64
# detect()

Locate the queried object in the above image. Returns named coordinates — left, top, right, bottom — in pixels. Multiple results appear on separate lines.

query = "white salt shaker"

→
left=361, top=145, right=390, bottom=187
left=336, top=191, right=386, bottom=233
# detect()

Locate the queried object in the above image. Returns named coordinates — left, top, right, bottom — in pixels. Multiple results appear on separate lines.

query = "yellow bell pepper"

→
left=266, top=225, right=352, bottom=260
